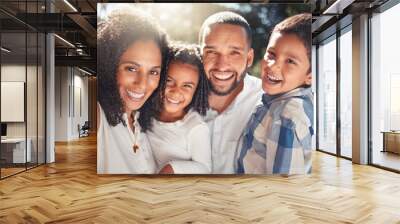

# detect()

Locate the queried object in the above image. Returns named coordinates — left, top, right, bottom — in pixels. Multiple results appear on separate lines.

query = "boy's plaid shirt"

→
left=237, top=87, right=314, bottom=175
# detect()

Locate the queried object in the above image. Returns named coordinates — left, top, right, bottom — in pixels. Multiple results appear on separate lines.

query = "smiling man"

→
left=199, top=11, right=263, bottom=174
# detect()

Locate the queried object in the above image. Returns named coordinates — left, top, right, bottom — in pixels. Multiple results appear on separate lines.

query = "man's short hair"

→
left=199, top=11, right=252, bottom=47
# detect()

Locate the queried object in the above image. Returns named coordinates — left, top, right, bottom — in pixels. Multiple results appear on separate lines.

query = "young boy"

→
left=237, top=13, right=313, bottom=175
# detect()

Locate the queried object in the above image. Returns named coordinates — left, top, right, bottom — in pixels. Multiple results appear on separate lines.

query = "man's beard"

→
left=209, top=64, right=248, bottom=96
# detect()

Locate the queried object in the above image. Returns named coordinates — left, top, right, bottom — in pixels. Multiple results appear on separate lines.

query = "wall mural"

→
left=97, top=3, right=313, bottom=175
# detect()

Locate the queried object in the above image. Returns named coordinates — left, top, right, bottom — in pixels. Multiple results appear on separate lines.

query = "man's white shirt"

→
left=204, top=75, right=263, bottom=174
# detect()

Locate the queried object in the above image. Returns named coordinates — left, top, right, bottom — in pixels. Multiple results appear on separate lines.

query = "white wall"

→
left=72, top=73, right=89, bottom=138
left=1, top=65, right=26, bottom=139
left=1, top=64, right=26, bottom=82
left=55, top=66, right=69, bottom=141
left=1, top=64, right=39, bottom=138
left=1, top=63, right=46, bottom=163
left=54, top=66, right=89, bottom=141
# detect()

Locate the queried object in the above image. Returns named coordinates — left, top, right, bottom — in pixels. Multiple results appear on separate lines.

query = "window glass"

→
left=317, top=36, right=337, bottom=155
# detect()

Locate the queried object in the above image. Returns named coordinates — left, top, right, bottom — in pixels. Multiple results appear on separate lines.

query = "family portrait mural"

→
left=97, top=3, right=313, bottom=175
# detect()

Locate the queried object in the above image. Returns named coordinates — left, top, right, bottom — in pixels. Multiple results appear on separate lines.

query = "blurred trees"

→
left=233, top=3, right=310, bottom=76
left=99, top=3, right=310, bottom=77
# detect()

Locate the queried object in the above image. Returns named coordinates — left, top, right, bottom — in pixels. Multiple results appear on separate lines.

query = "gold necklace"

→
left=133, top=144, right=139, bottom=153
left=131, top=113, right=139, bottom=153
left=133, top=132, right=139, bottom=153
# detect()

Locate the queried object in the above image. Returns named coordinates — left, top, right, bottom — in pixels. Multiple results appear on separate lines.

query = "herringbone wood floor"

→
left=1, top=135, right=400, bottom=224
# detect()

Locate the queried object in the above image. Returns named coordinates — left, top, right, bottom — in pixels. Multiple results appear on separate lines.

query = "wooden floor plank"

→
left=0, top=135, right=400, bottom=223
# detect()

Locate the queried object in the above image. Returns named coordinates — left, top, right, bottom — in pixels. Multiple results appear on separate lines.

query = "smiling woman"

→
left=116, top=40, right=162, bottom=115
left=97, top=8, right=169, bottom=174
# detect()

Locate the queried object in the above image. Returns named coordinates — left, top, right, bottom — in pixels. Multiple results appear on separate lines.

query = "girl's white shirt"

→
left=147, top=110, right=212, bottom=174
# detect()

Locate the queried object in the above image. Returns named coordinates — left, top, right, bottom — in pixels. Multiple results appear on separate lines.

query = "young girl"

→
left=97, top=8, right=168, bottom=174
left=144, top=44, right=211, bottom=174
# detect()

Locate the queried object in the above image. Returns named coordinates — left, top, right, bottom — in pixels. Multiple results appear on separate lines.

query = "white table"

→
left=1, top=138, right=31, bottom=163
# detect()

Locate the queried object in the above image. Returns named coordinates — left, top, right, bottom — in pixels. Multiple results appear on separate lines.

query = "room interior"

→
left=0, top=0, right=400, bottom=222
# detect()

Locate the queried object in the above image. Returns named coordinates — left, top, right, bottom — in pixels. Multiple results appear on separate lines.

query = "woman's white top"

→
left=97, top=104, right=156, bottom=174
left=147, top=110, right=212, bottom=174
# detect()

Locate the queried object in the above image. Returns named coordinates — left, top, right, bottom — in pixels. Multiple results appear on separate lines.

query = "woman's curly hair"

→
left=139, top=43, right=210, bottom=132
left=97, top=8, right=169, bottom=128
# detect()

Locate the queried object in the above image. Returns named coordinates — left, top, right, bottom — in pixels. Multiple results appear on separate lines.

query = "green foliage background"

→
left=99, top=3, right=310, bottom=77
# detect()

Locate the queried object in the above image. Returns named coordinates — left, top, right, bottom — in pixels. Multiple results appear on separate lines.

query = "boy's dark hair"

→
left=141, top=43, right=210, bottom=132
left=271, top=13, right=312, bottom=87
left=97, top=8, right=169, bottom=128
left=199, top=11, right=252, bottom=48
